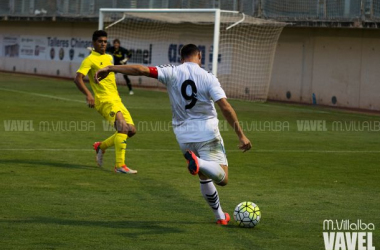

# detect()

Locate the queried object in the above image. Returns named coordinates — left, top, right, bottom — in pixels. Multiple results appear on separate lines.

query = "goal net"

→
left=99, top=9, right=285, bottom=101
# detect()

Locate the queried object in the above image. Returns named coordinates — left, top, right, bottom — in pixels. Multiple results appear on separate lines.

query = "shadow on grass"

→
left=0, top=217, right=187, bottom=236
left=0, top=159, right=108, bottom=172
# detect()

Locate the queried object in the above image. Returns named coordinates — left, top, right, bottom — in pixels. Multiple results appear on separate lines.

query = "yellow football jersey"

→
left=77, top=50, right=120, bottom=102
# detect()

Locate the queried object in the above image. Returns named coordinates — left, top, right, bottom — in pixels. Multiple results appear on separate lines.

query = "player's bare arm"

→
left=216, top=98, right=251, bottom=152
left=95, top=65, right=150, bottom=83
left=74, top=72, right=95, bottom=108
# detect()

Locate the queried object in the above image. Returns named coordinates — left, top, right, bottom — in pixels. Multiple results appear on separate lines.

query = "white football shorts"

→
left=178, top=135, right=228, bottom=166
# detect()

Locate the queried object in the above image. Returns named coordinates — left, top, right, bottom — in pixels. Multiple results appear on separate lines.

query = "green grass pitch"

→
left=0, top=72, right=379, bottom=249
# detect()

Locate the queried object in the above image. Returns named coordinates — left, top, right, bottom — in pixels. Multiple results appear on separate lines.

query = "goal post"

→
left=99, top=8, right=285, bottom=101
left=99, top=8, right=223, bottom=76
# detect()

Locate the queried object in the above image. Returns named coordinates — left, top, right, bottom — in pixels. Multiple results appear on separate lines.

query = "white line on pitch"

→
left=0, top=87, right=86, bottom=103
left=254, top=103, right=331, bottom=114
left=0, top=87, right=170, bottom=109
left=1, top=149, right=380, bottom=153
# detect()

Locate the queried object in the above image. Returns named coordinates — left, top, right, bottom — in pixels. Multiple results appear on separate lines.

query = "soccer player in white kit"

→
left=95, top=44, right=252, bottom=225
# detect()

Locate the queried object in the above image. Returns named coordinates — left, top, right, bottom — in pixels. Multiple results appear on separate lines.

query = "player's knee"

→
left=218, top=178, right=228, bottom=186
left=117, top=128, right=128, bottom=134
left=115, top=122, right=127, bottom=134
left=127, top=124, right=136, bottom=138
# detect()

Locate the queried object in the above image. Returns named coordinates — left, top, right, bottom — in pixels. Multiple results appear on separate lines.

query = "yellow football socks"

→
left=100, top=132, right=117, bottom=151
left=115, top=133, right=128, bottom=167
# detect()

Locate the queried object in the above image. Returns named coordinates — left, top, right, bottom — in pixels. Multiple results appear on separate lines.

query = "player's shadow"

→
left=0, top=159, right=97, bottom=171
left=0, top=217, right=186, bottom=236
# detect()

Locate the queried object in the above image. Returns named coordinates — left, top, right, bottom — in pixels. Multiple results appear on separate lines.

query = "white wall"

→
left=269, top=27, right=380, bottom=111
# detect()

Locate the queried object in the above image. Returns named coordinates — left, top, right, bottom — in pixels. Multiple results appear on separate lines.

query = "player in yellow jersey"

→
left=74, top=30, right=137, bottom=174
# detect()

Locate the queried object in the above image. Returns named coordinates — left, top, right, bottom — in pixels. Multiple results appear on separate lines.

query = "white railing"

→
left=1, top=0, right=380, bottom=21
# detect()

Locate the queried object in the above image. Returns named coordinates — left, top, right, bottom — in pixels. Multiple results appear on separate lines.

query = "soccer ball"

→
left=233, top=201, right=261, bottom=228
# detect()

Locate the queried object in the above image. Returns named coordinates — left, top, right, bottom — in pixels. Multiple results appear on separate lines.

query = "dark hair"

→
left=92, top=30, right=107, bottom=42
left=180, top=44, right=200, bottom=60
left=113, top=39, right=120, bottom=44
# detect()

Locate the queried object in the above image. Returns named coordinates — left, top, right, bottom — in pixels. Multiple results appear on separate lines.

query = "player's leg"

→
left=200, top=136, right=228, bottom=186
left=93, top=101, right=117, bottom=167
left=184, top=136, right=228, bottom=185
left=114, top=109, right=137, bottom=174
left=197, top=137, right=230, bottom=224
left=99, top=131, right=117, bottom=151
left=180, top=141, right=229, bottom=225
left=123, top=75, right=133, bottom=95
left=93, top=131, right=117, bottom=167
left=198, top=172, right=230, bottom=225
left=97, top=100, right=137, bottom=173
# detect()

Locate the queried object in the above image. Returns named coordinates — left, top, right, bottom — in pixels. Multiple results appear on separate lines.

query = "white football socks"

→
left=200, top=179, right=225, bottom=220
left=197, top=158, right=226, bottom=183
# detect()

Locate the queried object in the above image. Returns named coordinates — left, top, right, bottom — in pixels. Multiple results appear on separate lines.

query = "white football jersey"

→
left=156, top=62, right=226, bottom=143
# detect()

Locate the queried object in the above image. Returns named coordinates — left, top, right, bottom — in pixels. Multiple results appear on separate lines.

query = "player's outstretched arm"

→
left=74, top=73, right=95, bottom=108
left=216, top=98, right=252, bottom=152
left=95, top=65, right=151, bottom=83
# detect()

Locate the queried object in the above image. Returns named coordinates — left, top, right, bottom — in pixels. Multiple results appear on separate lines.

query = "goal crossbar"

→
left=99, top=8, right=240, bottom=76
